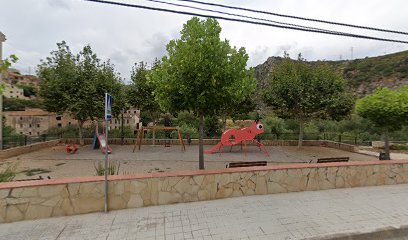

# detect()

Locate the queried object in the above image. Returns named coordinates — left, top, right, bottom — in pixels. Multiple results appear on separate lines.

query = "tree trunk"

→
left=78, top=120, right=85, bottom=146
left=199, top=113, right=205, bottom=170
left=222, top=113, right=227, bottom=131
left=298, top=120, right=304, bottom=148
left=384, top=129, right=391, bottom=160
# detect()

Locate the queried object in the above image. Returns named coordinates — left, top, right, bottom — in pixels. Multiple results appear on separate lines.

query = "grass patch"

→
left=0, top=165, right=16, bottom=182
left=94, top=161, right=120, bottom=176
left=390, top=145, right=408, bottom=151
left=22, top=168, right=51, bottom=176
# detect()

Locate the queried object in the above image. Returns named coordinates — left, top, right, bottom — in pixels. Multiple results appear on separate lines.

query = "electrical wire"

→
left=83, top=0, right=408, bottom=44
left=143, top=0, right=347, bottom=35
left=175, top=0, right=408, bottom=36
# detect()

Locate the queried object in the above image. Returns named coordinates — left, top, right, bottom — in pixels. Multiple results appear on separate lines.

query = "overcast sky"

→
left=1, top=0, right=408, bottom=82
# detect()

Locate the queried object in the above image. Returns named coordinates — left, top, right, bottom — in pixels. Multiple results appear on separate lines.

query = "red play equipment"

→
left=205, top=120, right=269, bottom=156
left=94, top=123, right=112, bottom=154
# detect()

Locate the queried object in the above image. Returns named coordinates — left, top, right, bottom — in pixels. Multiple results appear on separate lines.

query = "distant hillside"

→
left=254, top=50, right=408, bottom=96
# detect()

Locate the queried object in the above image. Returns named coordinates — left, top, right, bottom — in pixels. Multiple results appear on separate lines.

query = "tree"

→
left=356, top=87, right=408, bottom=160
left=263, top=54, right=354, bottom=147
left=0, top=54, right=18, bottom=94
left=38, top=42, right=123, bottom=145
left=127, top=61, right=161, bottom=126
left=149, top=17, right=256, bottom=169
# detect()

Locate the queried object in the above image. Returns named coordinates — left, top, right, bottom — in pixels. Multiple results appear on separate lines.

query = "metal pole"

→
left=0, top=32, right=5, bottom=150
left=104, top=93, right=109, bottom=213
left=104, top=119, right=109, bottom=212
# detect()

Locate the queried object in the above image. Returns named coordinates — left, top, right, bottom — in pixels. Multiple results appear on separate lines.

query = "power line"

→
left=83, top=0, right=408, bottom=44
left=176, top=0, right=408, bottom=36
left=143, top=0, right=346, bottom=35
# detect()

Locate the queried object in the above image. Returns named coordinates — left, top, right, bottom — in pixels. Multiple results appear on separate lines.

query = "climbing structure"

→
left=204, top=120, right=269, bottom=156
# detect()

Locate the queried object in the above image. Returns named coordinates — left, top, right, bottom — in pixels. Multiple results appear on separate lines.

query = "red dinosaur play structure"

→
left=204, top=120, right=269, bottom=156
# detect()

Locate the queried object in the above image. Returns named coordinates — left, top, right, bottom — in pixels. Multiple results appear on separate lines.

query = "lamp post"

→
left=0, top=32, right=6, bottom=150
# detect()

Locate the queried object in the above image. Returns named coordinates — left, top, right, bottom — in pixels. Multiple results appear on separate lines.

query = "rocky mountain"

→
left=254, top=50, right=408, bottom=96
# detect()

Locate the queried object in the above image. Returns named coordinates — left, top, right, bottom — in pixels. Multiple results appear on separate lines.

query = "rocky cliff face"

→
left=254, top=51, right=408, bottom=96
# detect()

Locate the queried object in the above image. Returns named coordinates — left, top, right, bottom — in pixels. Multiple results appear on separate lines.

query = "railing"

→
left=1, top=130, right=399, bottom=149
left=2, top=134, right=60, bottom=150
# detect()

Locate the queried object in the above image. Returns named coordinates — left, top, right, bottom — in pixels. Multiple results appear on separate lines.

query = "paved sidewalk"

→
left=1, top=184, right=408, bottom=240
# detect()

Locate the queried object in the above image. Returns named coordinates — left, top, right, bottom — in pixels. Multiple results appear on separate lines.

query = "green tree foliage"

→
left=38, top=41, right=123, bottom=145
left=16, top=84, right=37, bottom=97
left=149, top=17, right=256, bottom=169
left=3, top=97, right=44, bottom=111
left=263, top=54, right=354, bottom=147
left=356, top=87, right=408, bottom=159
left=0, top=54, right=18, bottom=94
left=127, top=61, right=161, bottom=126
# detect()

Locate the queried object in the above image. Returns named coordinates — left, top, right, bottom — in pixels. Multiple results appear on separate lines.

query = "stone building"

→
left=4, top=109, right=56, bottom=136
left=3, top=83, right=29, bottom=99
left=4, top=108, right=141, bottom=136
left=110, top=108, right=141, bottom=131
left=2, top=70, right=40, bottom=88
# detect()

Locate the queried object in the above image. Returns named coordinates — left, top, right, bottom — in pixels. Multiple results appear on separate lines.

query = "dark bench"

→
left=316, top=157, right=349, bottom=163
left=226, top=161, right=267, bottom=168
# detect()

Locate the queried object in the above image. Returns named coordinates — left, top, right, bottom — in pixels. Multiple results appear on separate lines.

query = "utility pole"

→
left=0, top=32, right=6, bottom=150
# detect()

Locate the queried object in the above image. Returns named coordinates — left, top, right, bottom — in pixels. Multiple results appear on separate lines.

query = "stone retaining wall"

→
left=1, top=160, right=408, bottom=223
left=0, top=140, right=61, bottom=160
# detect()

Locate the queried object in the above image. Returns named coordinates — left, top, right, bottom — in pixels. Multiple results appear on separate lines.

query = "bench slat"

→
left=227, top=161, right=267, bottom=168
left=317, top=157, right=349, bottom=163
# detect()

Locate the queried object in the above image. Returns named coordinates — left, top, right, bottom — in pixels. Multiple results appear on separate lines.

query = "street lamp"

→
left=0, top=32, right=6, bottom=150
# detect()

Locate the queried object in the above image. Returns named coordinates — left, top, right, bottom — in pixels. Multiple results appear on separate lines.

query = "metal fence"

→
left=3, top=134, right=61, bottom=150
left=0, top=130, right=387, bottom=150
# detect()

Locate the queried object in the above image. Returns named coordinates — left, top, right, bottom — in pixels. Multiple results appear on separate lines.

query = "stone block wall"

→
left=0, top=140, right=61, bottom=160
left=1, top=160, right=408, bottom=223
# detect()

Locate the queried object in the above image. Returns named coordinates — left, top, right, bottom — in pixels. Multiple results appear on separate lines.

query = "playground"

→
left=2, top=143, right=377, bottom=180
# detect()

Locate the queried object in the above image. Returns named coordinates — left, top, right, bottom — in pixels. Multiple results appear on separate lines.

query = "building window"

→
left=29, top=124, right=32, bottom=127
left=20, top=124, right=23, bottom=128
left=134, top=111, right=137, bottom=114
left=37, top=132, right=40, bottom=135
left=56, top=116, right=61, bottom=120
left=16, top=96, right=19, bottom=99
left=20, top=132, right=23, bottom=134
left=37, top=124, right=40, bottom=128
left=127, top=120, right=129, bottom=124
left=20, top=117, right=23, bottom=120
left=57, top=123, right=62, bottom=127
left=29, top=132, right=32, bottom=135
left=68, top=122, right=71, bottom=125
left=9, top=91, right=13, bottom=93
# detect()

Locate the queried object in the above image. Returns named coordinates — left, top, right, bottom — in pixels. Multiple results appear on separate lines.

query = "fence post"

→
left=338, top=134, right=342, bottom=143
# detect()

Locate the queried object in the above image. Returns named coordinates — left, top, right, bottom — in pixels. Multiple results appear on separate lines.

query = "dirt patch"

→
left=0, top=144, right=378, bottom=180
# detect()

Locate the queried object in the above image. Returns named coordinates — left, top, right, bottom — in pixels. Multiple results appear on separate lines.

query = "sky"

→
left=1, top=0, right=408, bottom=82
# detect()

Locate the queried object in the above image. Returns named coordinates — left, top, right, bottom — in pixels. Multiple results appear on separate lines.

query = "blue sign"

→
left=105, top=93, right=112, bottom=121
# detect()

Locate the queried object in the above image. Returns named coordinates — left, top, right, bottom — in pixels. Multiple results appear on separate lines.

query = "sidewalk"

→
left=1, top=184, right=408, bottom=240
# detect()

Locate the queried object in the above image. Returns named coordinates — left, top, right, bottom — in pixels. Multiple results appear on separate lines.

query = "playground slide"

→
left=95, top=125, right=112, bottom=154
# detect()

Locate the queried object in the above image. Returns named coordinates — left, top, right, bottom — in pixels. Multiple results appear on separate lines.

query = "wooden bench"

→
left=226, top=161, right=267, bottom=168
left=316, top=157, right=349, bottom=163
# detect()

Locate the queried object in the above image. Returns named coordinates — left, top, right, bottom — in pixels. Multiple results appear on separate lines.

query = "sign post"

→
left=104, top=93, right=112, bottom=213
